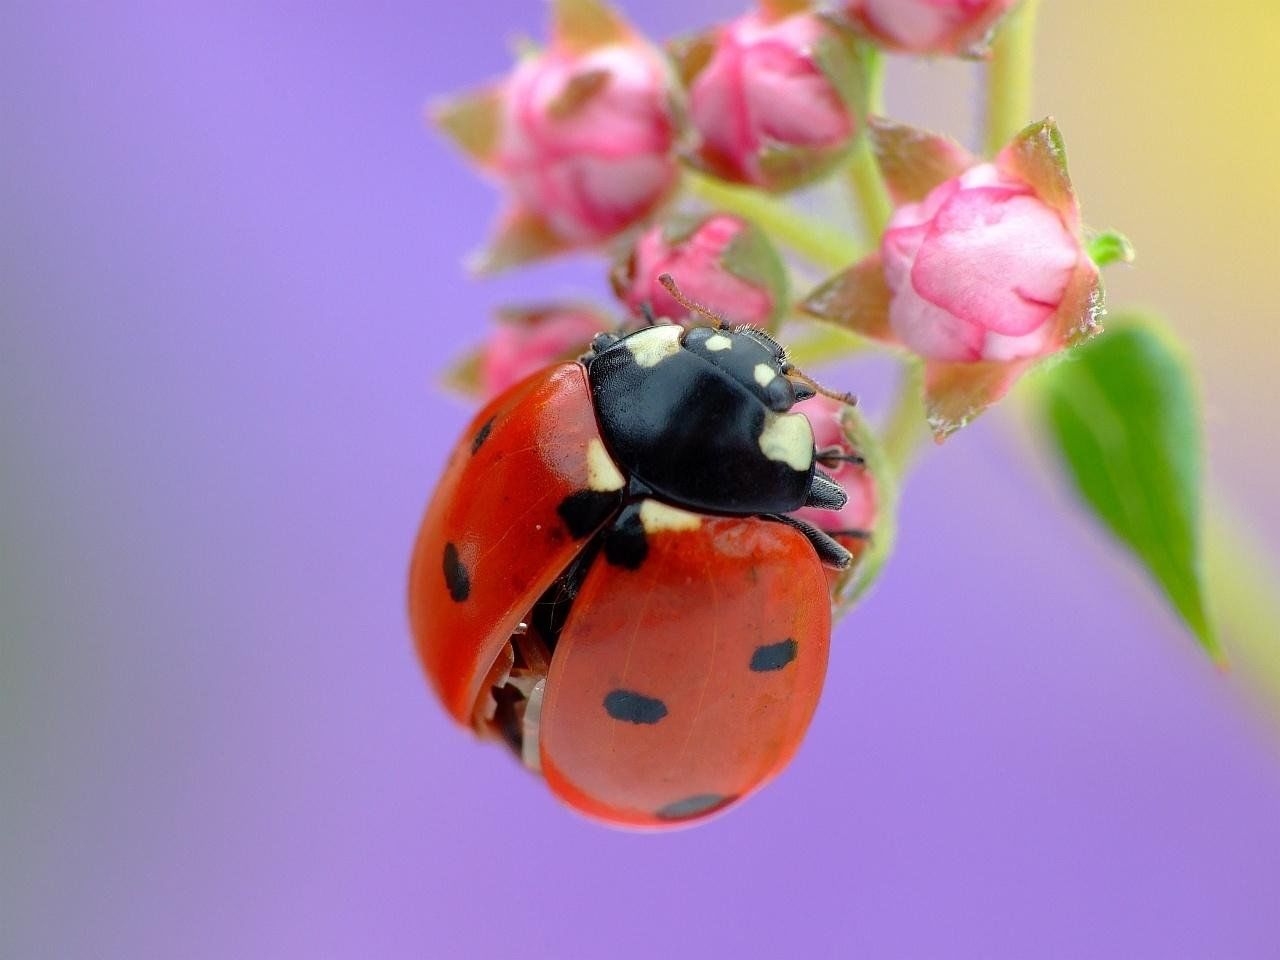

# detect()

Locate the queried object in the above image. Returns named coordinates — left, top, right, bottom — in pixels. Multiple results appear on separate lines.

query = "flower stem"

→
left=984, top=0, right=1041, bottom=157
left=845, top=46, right=893, bottom=243
left=782, top=322, right=868, bottom=370
left=880, top=360, right=928, bottom=475
left=682, top=169, right=862, bottom=273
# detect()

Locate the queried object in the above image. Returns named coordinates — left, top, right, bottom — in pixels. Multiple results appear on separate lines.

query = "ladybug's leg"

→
left=804, top=467, right=848, bottom=511
left=816, top=445, right=865, bottom=468
left=829, top=528, right=872, bottom=543
left=766, top=514, right=852, bottom=569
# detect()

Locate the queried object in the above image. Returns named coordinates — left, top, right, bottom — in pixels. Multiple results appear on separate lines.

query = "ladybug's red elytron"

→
left=410, top=286, right=856, bottom=828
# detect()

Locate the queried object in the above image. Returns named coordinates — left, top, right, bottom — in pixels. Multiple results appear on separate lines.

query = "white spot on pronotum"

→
left=705, top=333, right=733, bottom=352
left=753, top=363, right=777, bottom=387
left=624, top=324, right=683, bottom=368
left=758, top=413, right=814, bottom=471
left=639, top=499, right=702, bottom=534
left=586, top=438, right=626, bottom=492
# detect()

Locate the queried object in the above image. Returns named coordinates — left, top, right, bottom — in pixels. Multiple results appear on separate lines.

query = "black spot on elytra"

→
left=470, top=416, right=495, bottom=454
left=656, top=794, right=733, bottom=821
left=750, top=638, right=798, bottom=672
left=557, top=489, right=620, bottom=539
left=442, top=542, right=470, bottom=602
left=603, top=503, right=648, bottom=569
left=603, top=689, right=668, bottom=725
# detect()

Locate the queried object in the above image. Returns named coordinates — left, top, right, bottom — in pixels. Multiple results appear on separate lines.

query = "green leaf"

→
left=1086, top=230, right=1136, bottom=268
left=1038, top=319, right=1219, bottom=658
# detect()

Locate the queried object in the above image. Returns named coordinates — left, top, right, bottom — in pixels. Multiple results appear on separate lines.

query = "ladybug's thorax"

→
left=585, top=324, right=816, bottom=516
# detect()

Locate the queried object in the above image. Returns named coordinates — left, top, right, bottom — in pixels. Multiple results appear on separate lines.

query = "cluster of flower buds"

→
left=437, top=0, right=1129, bottom=593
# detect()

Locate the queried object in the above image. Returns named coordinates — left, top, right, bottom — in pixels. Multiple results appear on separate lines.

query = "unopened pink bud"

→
left=881, top=163, right=1083, bottom=363
left=613, top=214, right=788, bottom=328
left=480, top=307, right=610, bottom=397
left=495, top=42, right=680, bottom=244
left=681, top=10, right=863, bottom=192
left=844, top=0, right=1015, bottom=56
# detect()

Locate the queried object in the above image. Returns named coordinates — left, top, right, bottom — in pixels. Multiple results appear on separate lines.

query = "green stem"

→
left=846, top=140, right=893, bottom=246
left=984, top=0, right=1041, bottom=156
left=880, top=360, right=928, bottom=475
left=682, top=169, right=863, bottom=273
left=845, top=46, right=893, bottom=243
left=782, top=322, right=868, bottom=370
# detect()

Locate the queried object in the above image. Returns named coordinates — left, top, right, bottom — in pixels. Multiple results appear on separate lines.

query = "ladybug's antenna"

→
left=785, top=368, right=858, bottom=408
left=657, top=273, right=725, bottom=329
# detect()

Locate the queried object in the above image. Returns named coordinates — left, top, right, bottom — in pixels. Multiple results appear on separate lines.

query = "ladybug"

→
left=409, top=279, right=858, bottom=828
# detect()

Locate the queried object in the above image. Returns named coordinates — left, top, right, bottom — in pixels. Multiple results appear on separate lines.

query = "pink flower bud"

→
left=435, top=1, right=681, bottom=269
left=496, top=43, right=680, bottom=244
left=790, top=396, right=877, bottom=542
left=480, top=307, right=610, bottom=397
left=802, top=117, right=1108, bottom=438
left=881, top=164, right=1082, bottom=363
left=679, top=9, right=863, bottom=191
left=843, top=0, right=1015, bottom=56
left=612, top=214, right=788, bottom=328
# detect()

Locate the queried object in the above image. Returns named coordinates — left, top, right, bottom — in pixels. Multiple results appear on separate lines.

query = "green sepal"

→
left=800, top=252, right=896, bottom=345
left=831, top=405, right=895, bottom=614
left=666, top=29, right=719, bottom=88
left=468, top=209, right=571, bottom=275
left=759, top=0, right=811, bottom=18
left=551, top=0, right=632, bottom=54
left=997, top=117, right=1080, bottom=231
left=868, top=116, right=974, bottom=205
left=1086, top=230, right=1136, bottom=268
left=720, top=219, right=790, bottom=329
left=442, top=347, right=485, bottom=397
left=433, top=86, right=505, bottom=165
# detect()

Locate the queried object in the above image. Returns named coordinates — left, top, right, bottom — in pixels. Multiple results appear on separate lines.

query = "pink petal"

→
left=887, top=277, right=984, bottom=361
left=857, top=0, right=956, bottom=49
left=911, top=186, right=1079, bottom=337
left=742, top=43, right=851, bottom=148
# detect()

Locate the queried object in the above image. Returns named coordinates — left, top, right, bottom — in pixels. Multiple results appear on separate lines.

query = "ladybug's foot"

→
left=816, top=446, right=865, bottom=469
left=768, top=514, right=852, bottom=569
left=804, top=468, right=848, bottom=511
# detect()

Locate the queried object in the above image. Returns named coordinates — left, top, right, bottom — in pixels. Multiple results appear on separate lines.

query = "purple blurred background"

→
left=4, top=2, right=1279, bottom=957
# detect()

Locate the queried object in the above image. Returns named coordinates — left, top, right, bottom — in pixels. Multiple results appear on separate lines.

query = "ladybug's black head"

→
left=585, top=322, right=846, bottom=518
left=680, top=325, right=818, bottom=412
